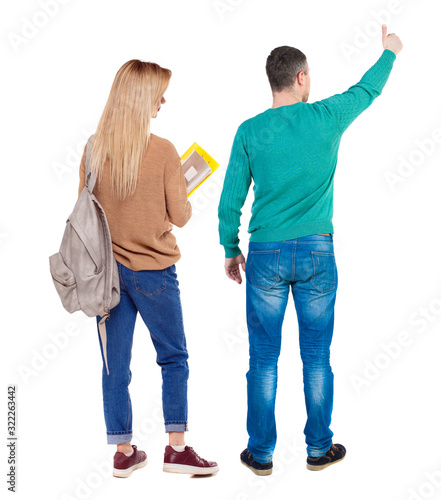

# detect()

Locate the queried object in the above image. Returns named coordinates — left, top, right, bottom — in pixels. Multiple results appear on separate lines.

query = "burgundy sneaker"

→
left=113, top=445, right=148, bottom=478
left=163, top=446, right=219, bottom=475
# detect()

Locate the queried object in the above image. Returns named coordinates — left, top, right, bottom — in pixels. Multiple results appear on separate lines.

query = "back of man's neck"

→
left=271, top=94, right=302, bottom=109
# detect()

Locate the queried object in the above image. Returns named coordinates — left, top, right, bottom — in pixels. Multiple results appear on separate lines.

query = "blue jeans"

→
left=96, top=261, right=189, bottom=444
left=245, top=233, right=337, bottom=461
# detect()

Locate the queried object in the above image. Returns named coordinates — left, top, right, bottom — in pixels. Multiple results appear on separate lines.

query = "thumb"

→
left=382, top=24, right=387, bottom=41
left=241, top=262, right=246, bottom=272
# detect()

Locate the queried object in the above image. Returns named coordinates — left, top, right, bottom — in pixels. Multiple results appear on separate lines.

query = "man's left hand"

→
left=224, top=253, right=246, bottom=284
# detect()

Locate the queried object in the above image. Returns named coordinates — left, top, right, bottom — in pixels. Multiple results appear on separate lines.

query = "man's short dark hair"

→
left=266, top=46, right=308, bottom=93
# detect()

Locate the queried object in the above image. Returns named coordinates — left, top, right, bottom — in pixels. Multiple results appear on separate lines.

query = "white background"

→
left=2, top=0, right=441, bottom=499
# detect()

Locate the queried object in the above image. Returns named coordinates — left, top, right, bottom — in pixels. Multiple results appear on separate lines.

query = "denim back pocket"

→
left=134, top=269, right=167, bottom=296
left=247, top=249, right=281, bottom=291
left=310, top=251, right=337, bottom=293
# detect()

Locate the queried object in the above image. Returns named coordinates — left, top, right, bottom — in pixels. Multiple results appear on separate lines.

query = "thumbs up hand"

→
left=382, top=24, right=403, bottom=55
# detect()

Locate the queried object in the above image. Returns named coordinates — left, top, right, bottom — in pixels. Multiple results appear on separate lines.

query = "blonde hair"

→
left=90, top=60, right=172, bottom=200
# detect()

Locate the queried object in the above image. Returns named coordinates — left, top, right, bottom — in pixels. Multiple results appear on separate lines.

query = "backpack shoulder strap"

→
left=85, top=135, right=97, bottom=194
left=92, top=194, right=115, bottom=377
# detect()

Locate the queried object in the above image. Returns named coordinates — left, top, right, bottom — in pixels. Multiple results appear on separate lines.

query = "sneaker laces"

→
left=329, top=444, right=338, bottom=456
left=187, top=447, right=209, bottom=465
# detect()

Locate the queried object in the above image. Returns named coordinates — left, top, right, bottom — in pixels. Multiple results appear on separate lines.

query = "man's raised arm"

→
left=315, top=25, right=403, bottom=134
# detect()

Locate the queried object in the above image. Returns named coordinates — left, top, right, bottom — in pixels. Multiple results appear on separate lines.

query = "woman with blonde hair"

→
left=78, top=59, right=218, bottom=478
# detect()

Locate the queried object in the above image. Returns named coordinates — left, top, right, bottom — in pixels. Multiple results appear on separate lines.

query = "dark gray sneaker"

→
left=240, top=448, right=273, bottom=476
left=306, top=443, right=346, bottom=471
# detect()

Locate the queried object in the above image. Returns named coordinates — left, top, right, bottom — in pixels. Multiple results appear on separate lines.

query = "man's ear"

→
left=297, top=70, right=307, bottom=86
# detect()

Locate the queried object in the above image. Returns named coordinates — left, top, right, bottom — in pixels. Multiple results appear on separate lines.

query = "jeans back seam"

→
left=118, top=262, right=128, bottom=292
left=292, top=240, right=297, bottom=282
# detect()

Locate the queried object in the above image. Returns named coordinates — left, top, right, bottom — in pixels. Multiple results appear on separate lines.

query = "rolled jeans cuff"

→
left=247, top=445, right=273, bottom=464
left=307, top=443, right=332, bottom=457
left=165, top=422, right=188, bottom=432
left=107, top=432, right=132, bottom=444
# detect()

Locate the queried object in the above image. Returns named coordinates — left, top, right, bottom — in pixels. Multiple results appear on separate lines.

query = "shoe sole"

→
left=306, top=455, right=346, bottom=471
left=240, top=459, right=273, bottom=476
left=113, top=457, right=148, bottom=478
left=163, top=463, right=219, bottom=475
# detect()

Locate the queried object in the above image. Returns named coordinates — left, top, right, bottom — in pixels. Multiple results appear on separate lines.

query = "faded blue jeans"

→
left=96, top=261, right=189, bottom=444
left=245, top=233, right=337, bottom=462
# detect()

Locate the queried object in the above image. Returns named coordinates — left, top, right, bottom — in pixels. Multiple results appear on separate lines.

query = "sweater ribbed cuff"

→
left=382, top=48, right=397, bottom=61
left=224, top=246, right=242, bottom=258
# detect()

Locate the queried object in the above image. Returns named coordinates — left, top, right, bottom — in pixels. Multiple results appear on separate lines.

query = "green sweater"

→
left=218, top=49, right=397, bottom=258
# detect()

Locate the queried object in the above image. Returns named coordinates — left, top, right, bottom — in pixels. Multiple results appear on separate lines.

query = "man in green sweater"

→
left=218, top=25, right=403, bottom=475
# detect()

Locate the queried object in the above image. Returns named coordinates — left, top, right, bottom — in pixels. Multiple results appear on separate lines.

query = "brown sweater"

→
left=78, top=134, right=192, bottom=271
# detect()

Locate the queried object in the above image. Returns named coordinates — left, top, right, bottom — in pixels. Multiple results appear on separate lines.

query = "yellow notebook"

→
left=180, top=143, right=219, bottom=197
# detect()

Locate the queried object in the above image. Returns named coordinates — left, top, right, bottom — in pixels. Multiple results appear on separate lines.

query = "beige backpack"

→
left=49, top=135, right=120, bottom=375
